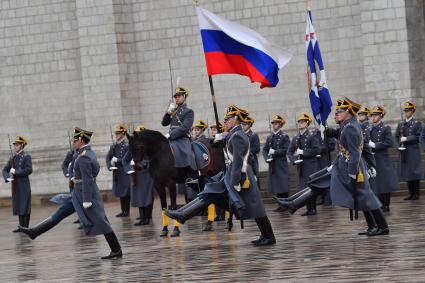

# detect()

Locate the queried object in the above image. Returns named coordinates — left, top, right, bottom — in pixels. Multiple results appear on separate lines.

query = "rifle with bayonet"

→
left=7, top=134, right=16, bottom=195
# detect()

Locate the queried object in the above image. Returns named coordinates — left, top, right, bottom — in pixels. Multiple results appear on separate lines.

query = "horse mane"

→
left=134, top=129, right=173, bottom=174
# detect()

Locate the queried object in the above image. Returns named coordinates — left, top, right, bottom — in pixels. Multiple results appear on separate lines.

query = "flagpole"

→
left=208, top=75, right=222, bottom=133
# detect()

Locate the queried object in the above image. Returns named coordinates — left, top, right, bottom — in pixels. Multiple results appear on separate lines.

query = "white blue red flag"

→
left=196, top=7, right=292, bottom=88
left=306, top=9, right=332, bottom=125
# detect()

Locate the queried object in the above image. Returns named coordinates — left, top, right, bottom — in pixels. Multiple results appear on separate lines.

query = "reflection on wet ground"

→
left=1, top=196, right=424, bottom=282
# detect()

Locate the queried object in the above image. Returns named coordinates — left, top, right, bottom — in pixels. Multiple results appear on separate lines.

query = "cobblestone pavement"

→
left=1, top=196, right=425, bottom=282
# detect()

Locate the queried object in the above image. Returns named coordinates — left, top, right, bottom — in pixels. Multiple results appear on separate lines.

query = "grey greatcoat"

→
left=262, top=130, right=290, bottom=194
left=395, top=118, right=423, bottom=181
left=287, top=129, right=320, bottom=191
left=130, top=158, right=154, bottom=208
left=106, top=140, right=131, bottom=198
left=246, top=129, right=260, bottom=179
left=200, top=125, right=266, bottom=220
left=2, top=151, right=32, bottom=215
left=162, top=103, right=197, bottom=170
left=330, top=117, right=382, bottom=211
left=369, top=122, right=399, bottom=194
left=72, top=145, right=113, bottom=236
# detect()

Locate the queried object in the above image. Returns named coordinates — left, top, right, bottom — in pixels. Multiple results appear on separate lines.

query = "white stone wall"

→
left=0, top=0, right=424, bottom=196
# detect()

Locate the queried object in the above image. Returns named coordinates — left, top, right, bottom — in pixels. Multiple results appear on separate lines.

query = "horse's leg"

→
left=156, top=185, right=169, bottom=237
left=168, top=181, right=181, bottom=238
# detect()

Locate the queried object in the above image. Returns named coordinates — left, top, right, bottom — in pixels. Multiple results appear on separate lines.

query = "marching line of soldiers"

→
left=4, top=80, right=425, bottom=255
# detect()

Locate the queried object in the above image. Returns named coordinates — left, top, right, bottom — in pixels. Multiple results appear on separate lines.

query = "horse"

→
left=127, top=129, right=224, bottom=237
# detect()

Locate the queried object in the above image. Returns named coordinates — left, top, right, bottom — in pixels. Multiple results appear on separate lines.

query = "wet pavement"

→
left=1, top=195, right=425, bottom=282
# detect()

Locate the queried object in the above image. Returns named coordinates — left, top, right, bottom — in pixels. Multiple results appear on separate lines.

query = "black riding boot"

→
left=164, top=197, right=208, bottom=224
left=144, top=202, right=153, bottom=225
left=214, top=207, right=225, bottom=221
left=134, top=207, right=145, bottom=226
left=358, top=211, right=377, bottom=235
left=367, top=209, right=389, bottom=236
left=252, top=216, right=276, bottom=246
left=102, top=232, right=122, bottom=259
left=274, top=188, right=318, bottom=214
left=122, top=196, right=130, bottom=217
left=23, top=214, right=30, bottom=228
left=382, top=193, right=390, bottom=212
left=274, top=193, right=289, bottom=211
left=13, top=216, right=24, bottom=232
left=18, top=217, right=58, bottom=240
left=414, top=180, right=420, bottom=200
left=404, top=182, right=414, bottom=200
left=116, top=197, right=125, bottom=217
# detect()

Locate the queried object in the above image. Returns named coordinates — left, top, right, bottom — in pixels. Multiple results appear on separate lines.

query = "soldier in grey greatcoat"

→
left=72, top=127, right=122, bottom=259
left=106, top=124, right=131, bottom=217
left=368, top=106, right=399, bottom=211
left=358, top=106, right=371, bottom=140
left=262, top=114, right=290, bottom=211
left=161, top=85, right=197, bottom=170
left=287, top=113, right=320, bottom=216
left=242, top=116, right=261, bottom=188
left=124, top=125, right=155, bottom=226
left=162, top=85, right=197, bottom=203
left=2, top=135, right=32, bottom=232
left=275, top=97, right=389, bottom=236
left=395, top=101, right=423, bottom=200
left=314, top=128, right=336, bottom=206
left=165, top=105, right=276, bottom=246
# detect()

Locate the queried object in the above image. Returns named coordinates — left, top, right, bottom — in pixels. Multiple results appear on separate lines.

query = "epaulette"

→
left=81, top=150, right=87, bottom=156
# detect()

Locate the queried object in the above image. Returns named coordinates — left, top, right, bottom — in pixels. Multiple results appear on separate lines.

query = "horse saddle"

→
left=191, top=140, right=210, bottom=170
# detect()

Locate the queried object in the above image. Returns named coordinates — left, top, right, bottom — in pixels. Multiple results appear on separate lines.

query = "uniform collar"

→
left=230, top=124, right=242, bottom=134
left=406, top=116, right=414, bottom=122
left=79, top=144, right=90, bottom=154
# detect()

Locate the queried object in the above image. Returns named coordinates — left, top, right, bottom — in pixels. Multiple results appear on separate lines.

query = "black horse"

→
left=128, top=129, right=226, bottom=237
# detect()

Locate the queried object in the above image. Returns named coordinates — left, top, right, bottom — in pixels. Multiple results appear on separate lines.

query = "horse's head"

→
left=128, top=129, right=171, bottom=169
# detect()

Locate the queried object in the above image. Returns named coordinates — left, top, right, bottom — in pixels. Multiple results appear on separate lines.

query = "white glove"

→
left=234, top=184, right=241, bottom=192
left=167, top=102, right=177, bottom=114
left=165, top=133, right=170, bottom=139
left=111, top=156, right=118, bottom=166
left=65, top=173, right=69, bottom=177
left=400, top=136, right=407, bottom=142
left=349, top=174, right=357, bottom=180
left=214, top=132, right=227, bottom=142
left=9, top=168, right=15, bottom=175
left=367, top=167, right=377, bottom=178
left=71, top=177, right=76, bottom=182
left=326, top=165, right=333, bottom=172
left=368, top=140, right=376, bottom=148
left=130, top=159, right=135, bottom=166
left=296, top=149, right=304, bottom=156
left=268, top=148, right=275, bottom=155
left=83, top=202, right=92, bottom=209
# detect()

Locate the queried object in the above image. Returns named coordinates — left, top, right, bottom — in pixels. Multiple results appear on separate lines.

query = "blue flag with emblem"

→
left=306, top=8, right=333, bottom=125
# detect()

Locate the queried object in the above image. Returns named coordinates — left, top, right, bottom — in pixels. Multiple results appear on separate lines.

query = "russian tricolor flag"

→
left=196, top=7, right=292, bottom=88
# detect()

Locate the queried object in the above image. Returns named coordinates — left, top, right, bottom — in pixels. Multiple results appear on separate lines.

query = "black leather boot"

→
left=358, top=211, right=377, bottom=235
left=18, top=217, right=58, bottom=240
left=404, top=182, right=413, bottom=200
left=102, top=232, right=122, bottom=259
left=122, top=196, right=130, bottom=217
left=164, top=197, right=209, bottom=224
left=13, top=216, right=24, bottom=233
left=252, top=216, right=276, bottom=246
left=134, top=207, right=145, bottom=226
left=116, top=197, right=125, bottom=217
left=367, top=209, right=389, bottom=236
left=274, top=188, right=318, bottom=214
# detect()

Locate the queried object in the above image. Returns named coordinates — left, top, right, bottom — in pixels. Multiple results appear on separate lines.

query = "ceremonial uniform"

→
left=287, top=114, right=320, bottom=215
left=246, top=128, right=260, bottom=183
left=161, top=103, right=197, bottom=170
left=2, top=136, right=32, bottom=230
left=165, top=105, right=275, bottom=246
left=395, top=101, right=423, bottom=200
left=262, top=115, right=290, bottom=199
left=276, top=98, right=388, bottom=236
left=315, top=129, right=336, bottom=206
left=71, top=127, right=122, bottom=259
left=106, top=125, right=131, bottom=217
